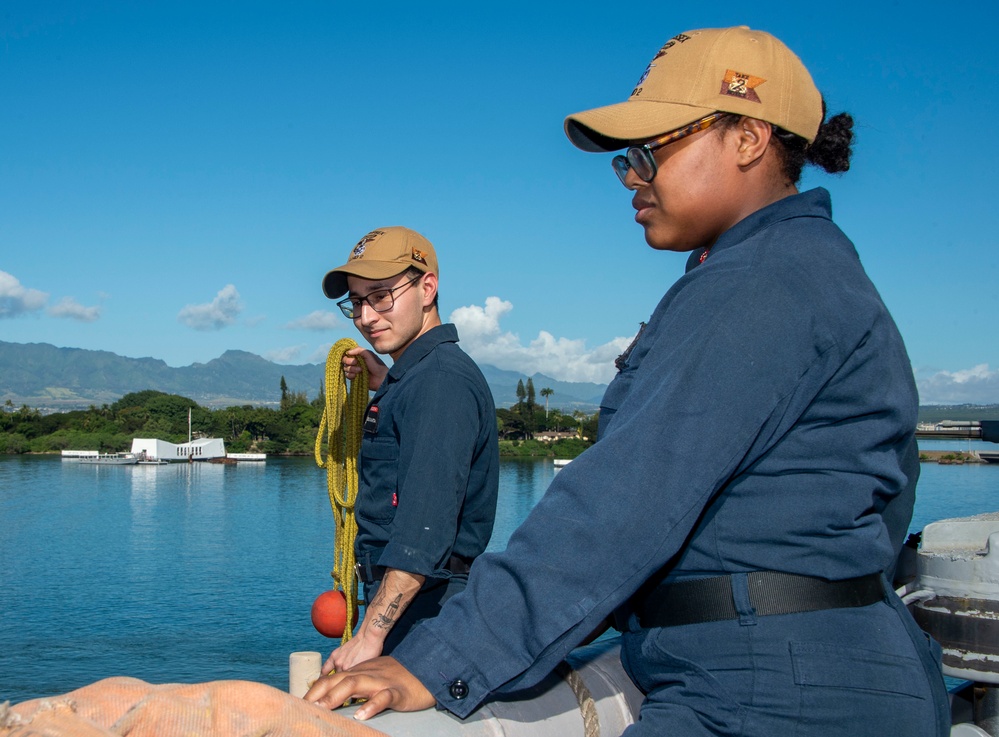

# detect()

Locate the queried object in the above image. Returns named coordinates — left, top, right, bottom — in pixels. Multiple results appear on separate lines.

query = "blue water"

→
left=1, top=447, right=996, bottom=704
left=910, top=439, right=999, bottom=531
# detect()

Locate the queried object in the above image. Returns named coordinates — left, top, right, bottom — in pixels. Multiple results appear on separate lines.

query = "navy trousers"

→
left=620, top=574, right=950, bottom=736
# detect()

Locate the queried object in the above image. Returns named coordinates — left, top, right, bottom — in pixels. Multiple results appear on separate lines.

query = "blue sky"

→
left=2, top=1, right=997, bottom=404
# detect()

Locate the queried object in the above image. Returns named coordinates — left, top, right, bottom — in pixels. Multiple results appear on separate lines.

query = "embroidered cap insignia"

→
left=720, top=70, right=765, bottom=103
left=651, top=33, right=690, bottom=61
left=634, top=63, right=654, bottom=88
left=350, top=231, right=383, bottom=260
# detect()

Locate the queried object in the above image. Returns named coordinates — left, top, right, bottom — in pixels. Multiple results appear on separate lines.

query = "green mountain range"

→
left=0, top=341, right=608, bottom=412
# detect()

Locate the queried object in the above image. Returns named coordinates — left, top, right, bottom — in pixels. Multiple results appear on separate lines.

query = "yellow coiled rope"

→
left=314, top=338, right=369, bottom=645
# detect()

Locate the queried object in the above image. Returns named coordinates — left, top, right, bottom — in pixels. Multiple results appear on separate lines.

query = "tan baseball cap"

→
left=322, top=226, right=439, bottom=299
left=565, top=26, right=823, bottom=152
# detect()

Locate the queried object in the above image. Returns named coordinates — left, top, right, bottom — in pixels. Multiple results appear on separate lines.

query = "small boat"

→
left=227, top=453, right=267, bottom=462
left=79, top=453, right=139, bottom=465
left=61, top=450, right=98, bottom=461
left=553, top=458, right=571, bottom=467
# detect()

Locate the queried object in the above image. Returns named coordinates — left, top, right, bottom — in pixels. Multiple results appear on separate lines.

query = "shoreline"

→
left=918, top=450, right=986, bottom=464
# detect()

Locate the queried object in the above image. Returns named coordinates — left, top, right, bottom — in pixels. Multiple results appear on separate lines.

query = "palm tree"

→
left=540, top=387, right=554, bottom=418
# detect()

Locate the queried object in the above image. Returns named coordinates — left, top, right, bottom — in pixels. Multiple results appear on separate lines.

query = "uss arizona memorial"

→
left=130, top=436, right=227, bottom=461
left=62, top=437, right=264, bottom=463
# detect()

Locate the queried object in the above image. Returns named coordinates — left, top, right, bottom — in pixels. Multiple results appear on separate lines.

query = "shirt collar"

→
left=685, top=188, right=832, bottom=273
left=386, top=323, right=459, bottom=382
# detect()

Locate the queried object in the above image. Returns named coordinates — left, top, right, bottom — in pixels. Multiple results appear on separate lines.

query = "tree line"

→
left=0, top=388, right=322, bottom=456
left=0, top=379, right=598, bottom=458
left=496, top=377, right=597, bottom=442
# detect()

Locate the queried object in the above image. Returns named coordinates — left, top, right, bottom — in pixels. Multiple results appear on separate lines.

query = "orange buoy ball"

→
left=311, top=590, right=349, bottom=638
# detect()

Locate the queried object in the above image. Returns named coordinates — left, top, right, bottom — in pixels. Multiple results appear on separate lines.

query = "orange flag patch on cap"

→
left=721, top=69, right=766, bottom=103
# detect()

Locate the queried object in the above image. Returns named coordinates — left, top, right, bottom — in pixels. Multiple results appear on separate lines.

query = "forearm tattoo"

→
left=372, top=593, right=404, bottom=630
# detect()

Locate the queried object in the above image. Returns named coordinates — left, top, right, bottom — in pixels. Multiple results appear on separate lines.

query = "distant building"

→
left=130, top=437, right=226, bottom=461
left=534, top=431, right=578, bottom=442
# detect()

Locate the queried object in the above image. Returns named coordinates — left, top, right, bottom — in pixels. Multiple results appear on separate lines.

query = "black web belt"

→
left=638, top=570, right=885, bottom=628
left=355, top=554, right=474, bottom=585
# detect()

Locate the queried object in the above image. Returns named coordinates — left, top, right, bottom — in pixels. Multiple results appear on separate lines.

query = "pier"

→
left=917, top=419, right=999, bottom=442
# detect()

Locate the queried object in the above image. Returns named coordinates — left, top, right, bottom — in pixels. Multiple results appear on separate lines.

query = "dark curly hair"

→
left=718, top=99, right=854, bottom=185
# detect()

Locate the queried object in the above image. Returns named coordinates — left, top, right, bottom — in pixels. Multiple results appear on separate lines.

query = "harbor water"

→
left=1, top=444, right=997, bottom=704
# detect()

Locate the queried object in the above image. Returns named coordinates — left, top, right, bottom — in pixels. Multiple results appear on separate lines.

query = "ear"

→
left=420, top=272, right=438, bottom=308
left=733, top=117, right=773, bottom=168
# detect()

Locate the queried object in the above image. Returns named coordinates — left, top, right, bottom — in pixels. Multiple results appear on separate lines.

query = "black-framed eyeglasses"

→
left=611, top=112, right=729, bottom=189
left=336, top=274, right=423, bottom=319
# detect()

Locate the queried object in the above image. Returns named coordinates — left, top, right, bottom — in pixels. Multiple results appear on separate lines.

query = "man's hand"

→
left=323, top=631, right=383, bottom=675
left=304, top=656, right=436, bottom=720
left=343, top=346, right=388, bottom=391
left=322, top=568, right=424, bottom=675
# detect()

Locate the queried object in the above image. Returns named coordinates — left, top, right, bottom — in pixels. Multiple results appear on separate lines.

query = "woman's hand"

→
left=304, top=656, right=435, bottom=719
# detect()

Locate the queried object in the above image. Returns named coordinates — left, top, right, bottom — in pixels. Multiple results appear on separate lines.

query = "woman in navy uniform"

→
left=307, top=26, right=949, bottom=736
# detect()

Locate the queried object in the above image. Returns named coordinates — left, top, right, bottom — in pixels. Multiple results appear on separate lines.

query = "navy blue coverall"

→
left=354, top=323, right=499, bottom=653
left=390, top=189, right=950, bottom=735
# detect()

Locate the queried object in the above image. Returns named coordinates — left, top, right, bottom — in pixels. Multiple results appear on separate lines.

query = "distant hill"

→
left=0, top=341, right=608, bottom=412
left=0, top=341, right=325, bottom=409
left=478, top=364, right=608, bottom=411
left=6, top=341, right=999, bottom=420
left=917, top=404, right=999, bottom=422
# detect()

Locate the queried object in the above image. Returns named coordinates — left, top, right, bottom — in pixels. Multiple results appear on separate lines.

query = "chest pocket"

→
left=598, top=370, right=635, bottom=437
left=357, top=438, right=399, bottom=524
left=599, top=323, right=648, bottom=437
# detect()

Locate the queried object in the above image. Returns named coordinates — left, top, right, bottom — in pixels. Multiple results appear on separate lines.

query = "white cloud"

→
left=450, top=296, right=513, bottom=338
left=177, top=284, right=242, bottom=331
left=307, top=344, right=335, bottom=364
left=286, top=310, right=340, bottom=331
left=0, top=270, right=48, bottom=317
left=48, top=296, right=101, bottom=322
left=264, top=344, right=308, bottom=363
left=449, top=296, right=634, bottom=384
left=916, top=364, right=999, bottom=405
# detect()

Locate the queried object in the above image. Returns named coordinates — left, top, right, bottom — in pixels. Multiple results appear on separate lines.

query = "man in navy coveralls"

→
left=319, top=226, right=499, bottom=674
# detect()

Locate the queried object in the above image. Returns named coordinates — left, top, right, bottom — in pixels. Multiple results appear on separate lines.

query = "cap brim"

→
left=564, top=99, right=716, bottom=152
left=321, top=262, right=423, bottom=299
